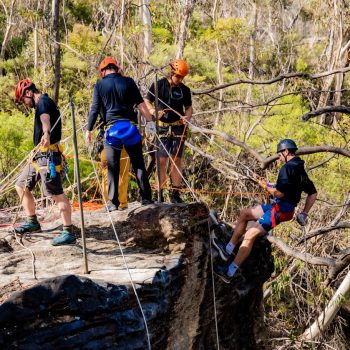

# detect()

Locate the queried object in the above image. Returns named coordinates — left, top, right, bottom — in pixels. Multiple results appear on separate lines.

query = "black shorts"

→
left=16, top=154, right=64, bottom=196
left=158, top=125, right=186, bottom=158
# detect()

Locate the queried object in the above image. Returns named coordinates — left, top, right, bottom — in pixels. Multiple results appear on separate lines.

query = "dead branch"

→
left=189, top=125, right=350, bottom=168
left=267, top=235, right=350, bottom=282
left=192, top=67, right=350, bottom=95
left=302, top=105, right=350, bottom=121
left=267, top=236, right=335, bottom=267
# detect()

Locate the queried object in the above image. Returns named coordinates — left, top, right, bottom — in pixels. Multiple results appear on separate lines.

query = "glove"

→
left=296, top=212, right=308, bottom=226
left=145, top=121, right=156, bottom=137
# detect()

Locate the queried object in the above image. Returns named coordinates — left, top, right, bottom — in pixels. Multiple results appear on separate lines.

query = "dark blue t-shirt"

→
left=87, top=73, right=143, bottom=131
left=34, top=94, right=61, bottom=146
left=276, top=157, right=317, bottom=206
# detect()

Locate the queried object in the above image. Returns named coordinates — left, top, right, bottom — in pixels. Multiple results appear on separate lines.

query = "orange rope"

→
left=154, top=185, right=268, bottom=197
left=71, top=200, right=104, bottom=212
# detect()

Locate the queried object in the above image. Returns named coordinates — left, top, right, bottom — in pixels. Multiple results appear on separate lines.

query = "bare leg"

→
left=233, top=223, right=266, bottom=266
left=230, top=205, right=264, bottom=245
left=52, top=194, right=72, bottom=226
left=16, top=185, right=36, bottom=216
left=170, top=156, right=183, bottom=187
left=159, top=156, right=168, bottom=188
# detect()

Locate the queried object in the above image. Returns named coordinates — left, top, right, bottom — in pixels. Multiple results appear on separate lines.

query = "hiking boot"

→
left=14, top=221, right=41, bottom=234
left=51, top=230, right=76, bottom=246
left=142, top=199, right=153, bottom=205
left=213, top=263, right=233, bottom=284
left=105, top=202, right=118, bottom=212
left=212, top=237, right=230, bottom=262
left=170, top=189, right=183, bottom=203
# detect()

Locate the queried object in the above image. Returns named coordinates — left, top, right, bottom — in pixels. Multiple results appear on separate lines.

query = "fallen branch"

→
left=298, top=221, right=350, bottom=243
left=193, top=67, right=350, bottom=95
left=188, top=125, right=350, bottom=168
left=266, top=236, right=335, bottom=267
left=302, top=105, right=350, bottom=121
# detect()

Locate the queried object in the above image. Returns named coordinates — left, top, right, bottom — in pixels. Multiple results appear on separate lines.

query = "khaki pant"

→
left=100, top=147, right=130, bottom=208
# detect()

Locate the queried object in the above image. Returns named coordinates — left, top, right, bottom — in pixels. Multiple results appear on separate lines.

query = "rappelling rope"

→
left=155, top=133, right=199, bottom=202
left=208, top=221, right=220, bottom=350
left=74, top=104, right=152, bottom=350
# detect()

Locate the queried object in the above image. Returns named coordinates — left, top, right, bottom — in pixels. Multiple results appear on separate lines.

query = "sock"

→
left=63, top=225, right=73, bottom=233
left=227, top=262, right=238, bottom=277
left=28, top=215, right=38, bottom=224
left=225, top=241, right=235, bottom=255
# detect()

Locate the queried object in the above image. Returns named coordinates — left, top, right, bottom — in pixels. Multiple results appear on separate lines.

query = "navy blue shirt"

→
left=276, top=157, right=317, bottom=206
left=34, top=94, right=61, bottom=146
left=146, top=78, right=192, bottom=123
left=87, top=73, right=143, bottom=131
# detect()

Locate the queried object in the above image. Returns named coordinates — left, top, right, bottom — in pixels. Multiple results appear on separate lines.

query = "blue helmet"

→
left=105, top=121, right=141, bottom=148
left=277, top=139, right=298, bottom=153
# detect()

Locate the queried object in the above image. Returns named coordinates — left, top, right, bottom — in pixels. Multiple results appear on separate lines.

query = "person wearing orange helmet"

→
left=86, top=57, right=155, bottom=210
left=144, top=58, right=193, bottom=203
left=14, top=79, right=76, bottom=246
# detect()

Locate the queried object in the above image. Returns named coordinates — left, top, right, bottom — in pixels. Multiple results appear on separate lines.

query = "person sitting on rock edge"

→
left=212, top=139, right=317, bottom=283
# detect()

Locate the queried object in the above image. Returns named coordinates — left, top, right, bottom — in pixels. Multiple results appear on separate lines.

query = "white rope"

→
left=208, top=221, right=220, bottom=350
left=75, top=104, right=152, bottom=350
left=303, top=225, right=313, bottom=349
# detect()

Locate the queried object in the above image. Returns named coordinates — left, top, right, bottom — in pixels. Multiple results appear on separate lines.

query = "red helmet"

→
left=15, top=79, right=33, bottom=101
left=170, top=59, right=189, bottom=77
left=99, top=57, right=120, bottom=77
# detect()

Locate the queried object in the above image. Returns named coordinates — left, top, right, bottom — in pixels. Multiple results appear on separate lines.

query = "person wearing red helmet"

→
left=212, top=139, right=318, bottom=283
left=14, top=79, right=76, bottom=246
left=144, top=58, right=193, bottom=203
left=86, top=57, right=155, bottom=210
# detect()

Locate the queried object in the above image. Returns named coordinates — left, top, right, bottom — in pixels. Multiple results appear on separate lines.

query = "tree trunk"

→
left=141, top=0, right=152, bottom=61
left=301, top=270, right=350, bottom=341
left=52, top=0, right=61, bottom=104
left=245, top=0, right=257, bottom=106
left=210, top=40, right=223, bottom=143
left=176, top=0, right=197, bottom=59
left=119, top=0, right=125, bottom=67
left=0, top=0, right=17, bottom=76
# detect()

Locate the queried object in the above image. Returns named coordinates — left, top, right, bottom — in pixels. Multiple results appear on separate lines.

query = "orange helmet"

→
left=99, top=57, right=120, bottom=77
left=15, top=79, right=33, bottom=101
left=170, top=59, right=189, bottom=77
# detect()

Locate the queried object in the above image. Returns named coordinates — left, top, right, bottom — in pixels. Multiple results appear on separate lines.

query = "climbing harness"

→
left=270, top=203, right=295, bottom=228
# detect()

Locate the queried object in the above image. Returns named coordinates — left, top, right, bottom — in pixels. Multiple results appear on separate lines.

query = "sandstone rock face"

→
left=0, top=202, right=274, bottom=349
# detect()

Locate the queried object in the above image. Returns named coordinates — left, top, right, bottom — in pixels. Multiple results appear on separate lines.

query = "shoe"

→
left=212, top=237, right=230, bottom=262
left=213, top=263, right=233, bottom=284
left=142, top=199, right=153, bottom=205
left=105, top=202, right=118, bottom=212
left=51, top=230, right=76, bottom=246
left=14, top=221, right=41, bottom=234
left=170, top=189, right=183, bottom=203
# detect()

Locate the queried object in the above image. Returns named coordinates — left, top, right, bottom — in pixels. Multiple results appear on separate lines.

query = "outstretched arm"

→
left=302, top=192, right=317, bottom=214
